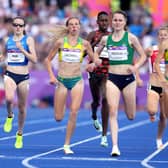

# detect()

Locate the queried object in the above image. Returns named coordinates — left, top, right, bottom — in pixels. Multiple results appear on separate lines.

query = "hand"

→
left=49, top=76, right=58, bottom=86
left=86, top=63, right=96, bottom=72
left=136, top=78, right=144, bottom=87
left=127, top=65, right=137, bottom=73
left=95, top=58, right=102, bottom=66
left=15, top=41, right=23, bottom=51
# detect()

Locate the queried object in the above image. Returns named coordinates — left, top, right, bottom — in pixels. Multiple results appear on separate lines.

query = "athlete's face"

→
left=67, top=18, right=80, bottom=35
left=158, top=29, right=168, bottom=42
left=97, top=14, right=109, bottom=32
left=12, top=18, right=25, bottom=35
left=112, top=13, right=126, bottom=31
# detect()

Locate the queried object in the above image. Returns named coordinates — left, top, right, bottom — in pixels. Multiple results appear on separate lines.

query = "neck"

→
left=67, top=35, right=79, bottom=46
left=99, top=29, right=108, bottom=33
left=113, top=30, right=125, bottom=37
left=67, top=34, right=78, bottom=41
left=13, top=34, right=24, bottom=41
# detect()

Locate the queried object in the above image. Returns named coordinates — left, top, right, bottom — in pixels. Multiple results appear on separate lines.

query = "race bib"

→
left=108, top=46, right=128, bottom=61
left=7, top=51, right=25, bottom=63
left=62, top=48, right=81, bottom=62
left=94, top=46, right=109, bottom=58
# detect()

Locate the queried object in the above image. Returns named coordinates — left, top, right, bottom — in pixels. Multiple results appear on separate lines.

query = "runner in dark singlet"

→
left=86, top=11, right=110, bottom=147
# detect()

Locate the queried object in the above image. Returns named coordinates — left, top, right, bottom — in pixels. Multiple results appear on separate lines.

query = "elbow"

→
left=44, top=57, right=49, bottom=65
left=32, top=57, right=38, bottom=64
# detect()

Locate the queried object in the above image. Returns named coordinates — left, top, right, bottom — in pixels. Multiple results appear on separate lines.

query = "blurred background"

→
left=0, top=0, right=168, bottom=110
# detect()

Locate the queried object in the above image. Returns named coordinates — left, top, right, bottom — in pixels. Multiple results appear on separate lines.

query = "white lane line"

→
left=0, top=115, right=127, bottom=141
left=141, top=140, right=168, bottom=168
left=0, top=119, right=54, bottom=128
left=22, top=119, right=150, bottom=168
left=1, top=155, right=168, bottom=164
left=61, top=157, right=168, bottom=163
left=0, top=121, right=91, bottom=141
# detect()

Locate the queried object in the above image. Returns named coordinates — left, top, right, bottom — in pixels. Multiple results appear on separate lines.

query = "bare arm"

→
left=0, top=51, right=4, bottom=62
left=83, top=40, right=94, bottom=61
left=155, top=44, right=166, bottom=82
left=94, top=36, right=107, bottom=63
left=16, top=36, right=37, bottom=63
left=130, top=33, right=146, bottom=70
left=84, top=39, right=102, bottom=71
left=145, top=47, right=153, bottom=57
left=44, top=39, right=62, bottom=84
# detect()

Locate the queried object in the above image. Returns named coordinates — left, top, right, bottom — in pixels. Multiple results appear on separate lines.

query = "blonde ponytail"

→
left=44, top=25, right=68, bottom=42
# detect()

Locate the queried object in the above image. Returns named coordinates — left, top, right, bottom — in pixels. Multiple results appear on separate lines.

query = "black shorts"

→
left=5, top=70, right=29, bottom=85
left=148, top=85, right=163, bottom=96
left=108, top=73, right=135, bottom=91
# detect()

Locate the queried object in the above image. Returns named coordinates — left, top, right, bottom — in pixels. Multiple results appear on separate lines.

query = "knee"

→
left=6, top=98, right=13, bottom=104
left=148, top=110, right=156, bottom=116
left=18, top=104, right=26, bottom=113
left=91, top=101, right=99, bottom=108
left=102, top=98, right=108, bottom=105
left=69, top=110, right=78, bottom=122
left=147, top=106, right=157, bottom=116
left=55, top=113, right=64, bottom=122
left=109, top=109, right=117, bottom=119
left=127, top=113, right=135, bottom=120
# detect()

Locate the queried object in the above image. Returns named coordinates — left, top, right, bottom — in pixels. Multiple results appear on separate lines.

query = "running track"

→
left=0, top=107, right=167, bottom=168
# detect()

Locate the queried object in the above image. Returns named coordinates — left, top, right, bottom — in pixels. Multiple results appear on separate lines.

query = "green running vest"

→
left=106, top=31, right=134, bottom=65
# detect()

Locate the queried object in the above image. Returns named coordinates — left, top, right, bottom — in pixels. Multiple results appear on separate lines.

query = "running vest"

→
left=106, top=31, right=134, bottom=65
left=59, top=37, right=84, bottom=63
left=164, top=49, right=168, bottom=64
left=6, top=35, right=29, bottom=66
left=91, top=30, right=110, bottom=76
left=148, top=45, right=165, bottom=73
left=93, top=30, right=110, bottom=59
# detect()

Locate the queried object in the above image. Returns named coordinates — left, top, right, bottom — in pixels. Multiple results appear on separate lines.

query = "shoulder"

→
left=128, top=32, right=138, bottom=40
left=86, top=31, right=96, bottom=41
left=26, top=35, right=34, bottom=41
left=102, top=35, right=109, bottom=41
left=87, top=31, right=96, bottom=37
left=26, top=35, right=35, bottom=46
left=82, top=38, right=90, bottom=46
left=54, top=38, right=64, bottom=47
left=128, top=32, right=140, bottom=45
left=4, top=36, right=10, bottom=43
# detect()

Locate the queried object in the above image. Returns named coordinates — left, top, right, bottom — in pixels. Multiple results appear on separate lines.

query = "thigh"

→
left=71, top=79, right=84, bottom=110
left=4, top=75, right=17, bottom=100
left=17, top=80, right=29, bottom=106
left=162, top=90, right=168, bottom=118
left=54, top=83, right=68, bottom=115
left=122, top=81, right=136, bottom=118
left=99, top=78, right=107, bottom=98
left=89, top=77, right=100, bottom=100
left=106, top=80, right=120, bottom=114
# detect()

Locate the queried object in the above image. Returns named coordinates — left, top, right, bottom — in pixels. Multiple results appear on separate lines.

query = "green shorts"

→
left=57, top=76, right=82, bottom=90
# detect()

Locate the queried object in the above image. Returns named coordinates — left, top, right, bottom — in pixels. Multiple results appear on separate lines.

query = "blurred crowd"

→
left=0, top=0, right=167, bottom=106
left=0, top=0, right=162, bottom=70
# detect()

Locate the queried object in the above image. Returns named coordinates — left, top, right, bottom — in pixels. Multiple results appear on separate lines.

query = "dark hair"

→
left=65, top=17, right=81, bottom=27
left=12, top=16, right=26, bottom=34
left=97, top=11, right=108, bottom=20
left=112, top=10, right=127, bottom=20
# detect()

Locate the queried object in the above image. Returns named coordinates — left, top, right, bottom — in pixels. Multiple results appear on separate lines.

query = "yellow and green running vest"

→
left=59, top=37, right=84, bottom=63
